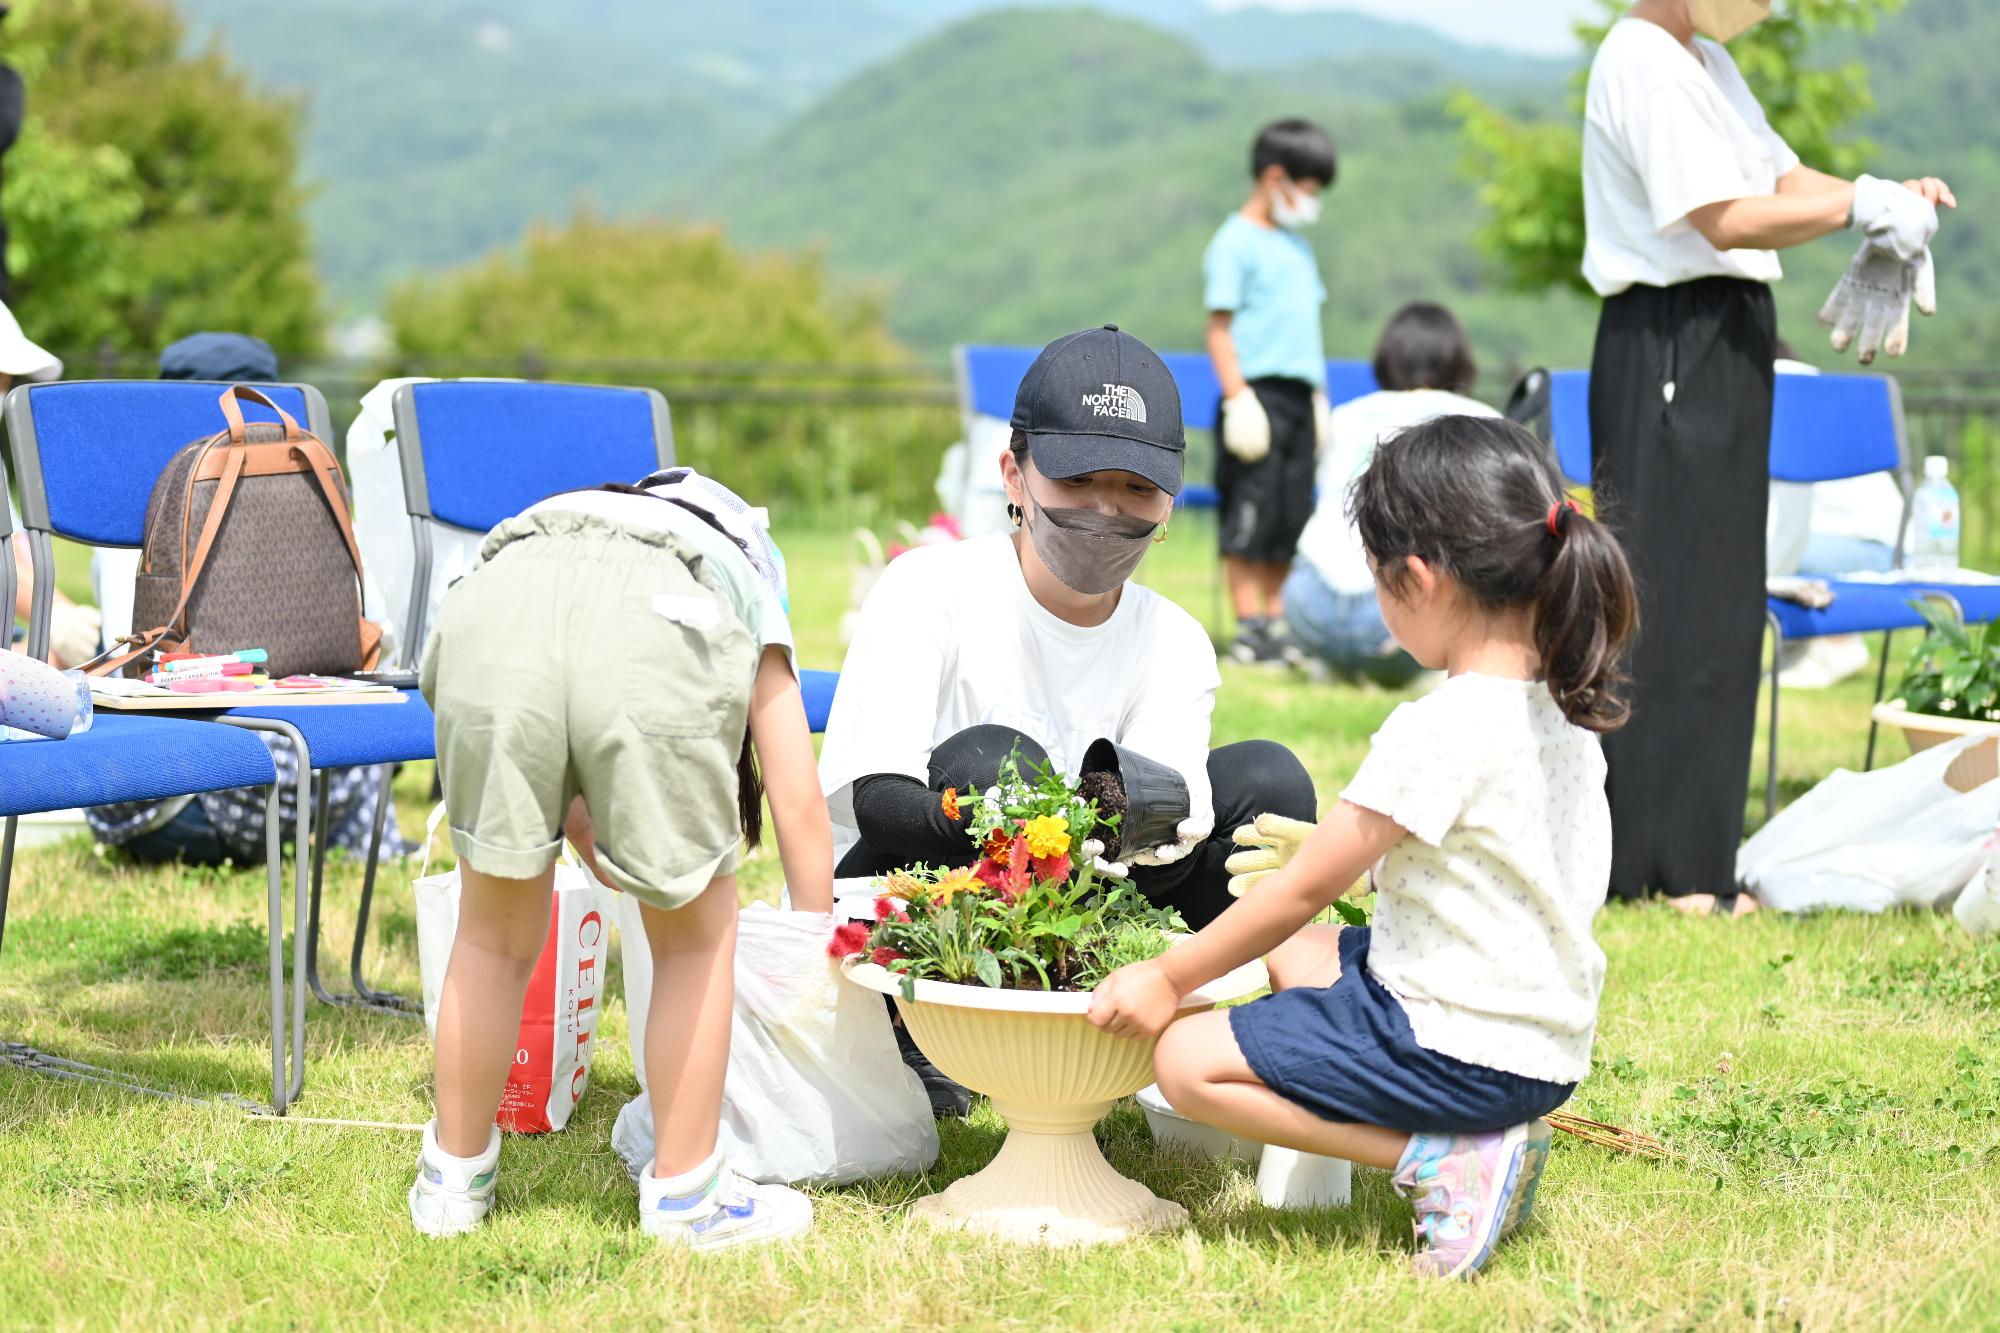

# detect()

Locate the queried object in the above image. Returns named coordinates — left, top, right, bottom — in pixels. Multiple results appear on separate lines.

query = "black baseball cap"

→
left=1009, top=325, right=1185, bottom=497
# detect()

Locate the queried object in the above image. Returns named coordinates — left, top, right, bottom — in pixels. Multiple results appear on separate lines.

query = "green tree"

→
left=1452, top=0, right=1903, bottom=296
left=1, top=0, right=322, bottom=354
left=389, top=214, right=948, bottom=514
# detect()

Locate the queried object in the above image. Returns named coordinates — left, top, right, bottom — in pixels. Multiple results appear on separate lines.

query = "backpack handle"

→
left=217, top=384, right=302, bottom=443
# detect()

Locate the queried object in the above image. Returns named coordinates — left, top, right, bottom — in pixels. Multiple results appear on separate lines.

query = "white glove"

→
left=1220, top=389, right=1271, bottom=464
left=1224, top=813, right=1317, bottom=897
left=1311, top=390, right=1331, bottom=460
left=1125, top=816, right=1212, bottom=868
left=1849, top=174, right=1939, bottom=263
left=1819, top=241, right=1935, bottom=364
left=1079, top=838, right=1128, bottom=881
left=49, top=603, right=103, bottom=669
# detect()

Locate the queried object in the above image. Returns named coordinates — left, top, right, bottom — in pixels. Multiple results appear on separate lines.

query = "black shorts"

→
left=1216, top=376, right=1316, bottom=562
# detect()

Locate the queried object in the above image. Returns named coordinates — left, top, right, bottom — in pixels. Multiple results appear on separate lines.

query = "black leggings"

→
left=836, top=725, right=1317, bottom=929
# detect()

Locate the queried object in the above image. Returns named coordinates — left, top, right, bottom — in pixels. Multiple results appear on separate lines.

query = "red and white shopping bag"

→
left=414, top=805, right=609, bottom=1133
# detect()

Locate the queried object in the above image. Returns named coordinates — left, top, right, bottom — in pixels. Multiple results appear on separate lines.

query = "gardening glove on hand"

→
left=1312, top=390, right=1332, bottom=461
left=1079, top=838, right=1129, bottom=881
left=1126, top=815, right=1214, bottom=868
left=1819, top=240, right=1935, bottom=363
left=1226, top=813, right=1318, bottom=896
left=49, top=603, right=102, bottom=669
left=1220, top=389, right=1271, bottom=463
left=1849, top=174, right=1940, bottom=262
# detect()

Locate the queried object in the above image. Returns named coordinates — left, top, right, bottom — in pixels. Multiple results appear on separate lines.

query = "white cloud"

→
left=1207, top=0, right=1602, bottom=57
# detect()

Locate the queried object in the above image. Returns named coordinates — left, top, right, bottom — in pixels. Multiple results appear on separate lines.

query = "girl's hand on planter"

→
left=1087, top=960, right=1181, bottom=1040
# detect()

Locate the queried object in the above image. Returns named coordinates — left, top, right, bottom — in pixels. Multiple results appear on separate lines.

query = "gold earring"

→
left=1153, top=523, right=1169, bottom=545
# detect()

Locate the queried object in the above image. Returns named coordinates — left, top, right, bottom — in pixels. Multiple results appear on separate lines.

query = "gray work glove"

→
left=1849, top=174, right=1938, bottom=262
left=1220, top=389, right=1271, bottom=464
left=1819, top=241, right=1935, bottom=364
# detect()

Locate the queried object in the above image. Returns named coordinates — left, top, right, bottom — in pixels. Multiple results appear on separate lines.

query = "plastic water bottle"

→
left=1909, top=455, right=1961, bottom=577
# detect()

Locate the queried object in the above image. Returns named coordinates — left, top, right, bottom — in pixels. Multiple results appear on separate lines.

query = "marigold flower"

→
left=1024, top=814, right=1070, bottom=861
left=983, top=828, right=1013, bottom=866
left=827, top=921, right=873, bottom=959
left=941, top=786, right=962, bottom=821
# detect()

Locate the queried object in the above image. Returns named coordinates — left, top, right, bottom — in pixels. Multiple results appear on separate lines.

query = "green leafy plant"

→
left=827, top=751, right=1188, bottom=995
left=1893, top=594, right=2000, bottom=722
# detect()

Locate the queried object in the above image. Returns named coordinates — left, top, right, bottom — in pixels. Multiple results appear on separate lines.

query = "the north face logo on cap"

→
left=1079, top=383, right=1147, bottom=424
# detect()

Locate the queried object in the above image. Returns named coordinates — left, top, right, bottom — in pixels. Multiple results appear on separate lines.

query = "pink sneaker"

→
left=1391, top=1122, right=1533, bottom=1279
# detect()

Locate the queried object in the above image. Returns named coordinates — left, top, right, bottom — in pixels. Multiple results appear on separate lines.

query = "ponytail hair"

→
left=1348, top=415, right=1638, bottom=733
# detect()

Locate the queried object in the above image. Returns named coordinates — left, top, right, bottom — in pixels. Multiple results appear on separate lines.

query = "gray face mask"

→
left=1023, top=491, right=1159, bottom=595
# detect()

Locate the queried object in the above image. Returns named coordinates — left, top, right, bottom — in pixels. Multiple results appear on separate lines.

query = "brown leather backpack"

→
left=95, top=385, right=382, bottom=679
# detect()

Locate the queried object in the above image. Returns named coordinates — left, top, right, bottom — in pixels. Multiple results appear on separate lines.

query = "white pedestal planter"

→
left=844, top=958, right=1266, bottom=1246
left=1872, top=700, right=2000, bottom=793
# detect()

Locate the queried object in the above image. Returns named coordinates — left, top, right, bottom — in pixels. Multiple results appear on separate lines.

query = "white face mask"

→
left=1270, top=178, right=1322, bottom=230
left=1688, top=0, right=1771, bottom=42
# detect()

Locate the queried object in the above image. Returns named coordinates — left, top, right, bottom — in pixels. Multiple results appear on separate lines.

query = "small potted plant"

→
left=1873, top=593, right=2000, bottom=791
left=832, top=751, right=1265, bottom=1246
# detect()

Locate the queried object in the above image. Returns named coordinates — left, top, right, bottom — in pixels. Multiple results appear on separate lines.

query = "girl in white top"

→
left=1091, top=416, right=1640, bottom=1281
left=1579, top=0, right=1954, bottom=914
left=1285, top=302, right=1499, bottom=685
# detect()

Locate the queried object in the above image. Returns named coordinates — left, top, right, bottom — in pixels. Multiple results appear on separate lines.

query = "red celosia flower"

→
left=872, top=946, right=905, bottom=968
left=941, top=787, right=962, bottom=821
left=973, top=857, right=1008, bottom=890
left=1031, top=852, right=1072, bottom=884
left=827, top=921, right=873, bottom=959
left=996, top=832, right=1033, bottom=904
left=874, top=896, right=907, bottom=922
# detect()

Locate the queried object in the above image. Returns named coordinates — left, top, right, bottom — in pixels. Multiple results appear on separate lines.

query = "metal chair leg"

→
left=302, top=776, right=343, bottom=1008
left=351, top=766, right=418, bottom=1012
left=0, top=815, right=16, bottom=959
left=1864, top=629, right=1897, bottom=771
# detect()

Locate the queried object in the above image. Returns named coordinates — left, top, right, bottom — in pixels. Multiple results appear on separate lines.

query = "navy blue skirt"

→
left=1228, top=927, right=1575, bottom=1135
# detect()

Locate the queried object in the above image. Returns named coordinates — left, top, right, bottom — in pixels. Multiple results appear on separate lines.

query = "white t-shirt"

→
left=1341, top=673, right=1610, bottom=1084
left=1582, top=19, right=1801, bottom=297
left=1296, top=389, right=1501, bottom=594
left=523, top=487, right=795, bottom=673
left=819, top=533, right=1219, bottom=858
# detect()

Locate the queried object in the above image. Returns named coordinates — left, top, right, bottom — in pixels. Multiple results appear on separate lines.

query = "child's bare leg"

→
left=433, top=864, right=556, bottom=1156
left=1265, top=923, right=1343, bottom=992
left=1155, top=1010, right=1408, bottom=1169
left=641, top=874, right=740, bottom=1177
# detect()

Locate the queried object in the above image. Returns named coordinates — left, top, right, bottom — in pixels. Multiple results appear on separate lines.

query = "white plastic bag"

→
left=1955, top=833, right=2000, bottom=937
left=1737, top=736, right=2000, bottom=913
left=413, top=805, right=610, bottom=1132
left=611, top=895, right=937, bottom=1185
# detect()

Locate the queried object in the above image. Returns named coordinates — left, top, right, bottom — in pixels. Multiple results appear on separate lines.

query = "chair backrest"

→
left=391, top=380, right=674, bottom=534
left=953, top=343, right=1378, bottom=438
left=3, top=380, right=327, bottom=546
left=1538, top=367, right=1904, bottom=490
left=1547, top=369, right=1593, bottom=487
left=1769, top=371, right=1905, bottom=484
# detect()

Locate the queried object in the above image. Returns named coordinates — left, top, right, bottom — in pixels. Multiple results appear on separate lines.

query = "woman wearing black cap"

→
left=821, top=326, right=1316, bottom=933
left=1581, top=0, right=1951, bottom=913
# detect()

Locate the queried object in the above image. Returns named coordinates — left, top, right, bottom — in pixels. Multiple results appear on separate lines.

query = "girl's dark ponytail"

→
left=1350, top=414, right=1638, bottom=733
left=1533, top=503, right=1638, bottom=733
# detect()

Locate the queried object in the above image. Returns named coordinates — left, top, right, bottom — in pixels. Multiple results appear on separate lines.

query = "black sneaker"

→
left=1229, top=618, right=1289, bottom=669
left=894, top=1013, right=972, bottom=1119
left=1227, top=617, right=1270, bottom=666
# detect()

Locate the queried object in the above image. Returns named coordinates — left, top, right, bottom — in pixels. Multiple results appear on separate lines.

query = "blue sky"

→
left=1210, top=0, right=1604, bottom=56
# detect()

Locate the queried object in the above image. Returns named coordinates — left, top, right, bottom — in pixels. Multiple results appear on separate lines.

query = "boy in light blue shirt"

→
left=1204, top=117, right=1335, bottom=666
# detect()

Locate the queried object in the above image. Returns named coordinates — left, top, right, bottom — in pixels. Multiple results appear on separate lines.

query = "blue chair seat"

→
left=221, top=691, right=437, bottom=769
left=0, top=713, right=276, bottom=816
left=800, top=669, right=838, bottom=735
left=1768, top=581, right=2000, bottom=641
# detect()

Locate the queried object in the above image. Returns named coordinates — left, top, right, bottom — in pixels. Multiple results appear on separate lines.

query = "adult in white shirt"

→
left=1580, top=0, right=1954, bottom=908
left=1283, top=302, right=1498, bottom=685
left=821, top=326, right=1316, bottom=934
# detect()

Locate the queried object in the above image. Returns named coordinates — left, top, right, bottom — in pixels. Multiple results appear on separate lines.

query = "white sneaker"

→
left=408, top=1120, right=500, bottom=1236
left=638, top=1155, right=812, bottom=1251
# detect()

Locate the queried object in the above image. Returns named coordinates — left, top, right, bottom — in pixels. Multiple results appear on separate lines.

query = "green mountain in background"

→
left=170, top=0, right=1996, bottom=373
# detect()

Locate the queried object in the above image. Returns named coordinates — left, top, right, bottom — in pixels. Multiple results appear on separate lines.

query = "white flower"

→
left=985, top=786, right=1001, bottom=804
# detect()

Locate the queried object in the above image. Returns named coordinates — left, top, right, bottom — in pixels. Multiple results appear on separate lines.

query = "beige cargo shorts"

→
left=419, top=510, right=757, bottom=910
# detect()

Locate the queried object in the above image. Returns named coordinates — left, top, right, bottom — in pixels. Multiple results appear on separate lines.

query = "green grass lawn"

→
left=3, top=521, right=1996, bottom=1330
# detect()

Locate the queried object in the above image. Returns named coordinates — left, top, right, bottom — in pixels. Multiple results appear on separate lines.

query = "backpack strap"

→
left=288, top=434, right=368, bottom=601
left=216, top=384, right=302, bottom=443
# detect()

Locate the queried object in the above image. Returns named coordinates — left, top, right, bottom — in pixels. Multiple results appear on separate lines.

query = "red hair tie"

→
left=1546, top=498, right=1580, bottom=537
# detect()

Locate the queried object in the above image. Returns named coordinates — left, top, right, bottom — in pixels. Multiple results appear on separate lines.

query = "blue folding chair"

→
left=1542, top=368, right=2000, bottom=816
left=0, top=401, right=308, bottom=1113
left=6, top=377, right=431, bottom=1019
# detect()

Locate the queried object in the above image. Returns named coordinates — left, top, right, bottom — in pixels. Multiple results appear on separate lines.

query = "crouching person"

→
left=410, top=469, right=831, bottom=1250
